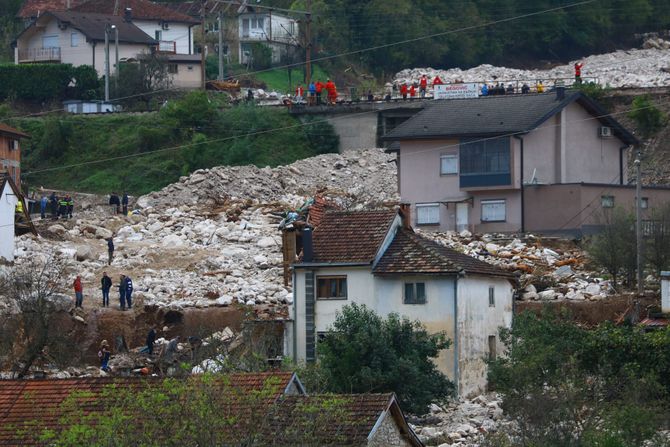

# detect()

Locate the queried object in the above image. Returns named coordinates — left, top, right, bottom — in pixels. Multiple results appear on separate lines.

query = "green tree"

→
left=318, top=303, right=453, bottom=414
left=647, top=202, right=670, bottom=274
left=629, top=95, right=667, bottom=138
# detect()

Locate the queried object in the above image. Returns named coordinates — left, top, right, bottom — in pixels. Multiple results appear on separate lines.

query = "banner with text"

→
left=434, top=83, right=479, bottom=100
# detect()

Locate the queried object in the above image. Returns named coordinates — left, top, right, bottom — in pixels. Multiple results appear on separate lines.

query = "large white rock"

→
left=256, top=237, right=276, bottom=248
left=162, top=234, right=185, bottom=248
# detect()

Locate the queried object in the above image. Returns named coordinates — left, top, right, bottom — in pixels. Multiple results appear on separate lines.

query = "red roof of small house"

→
left=72, top=0, right=199, bottom=23
left=310, top=209, right=398, bottom=264
left=17, top=0, right=87, bottom=19
left=0, top=123, right=29, bottom=139
left=0, top=372, right=302, bottom=446
left=373, top=228, right=514, bottom=278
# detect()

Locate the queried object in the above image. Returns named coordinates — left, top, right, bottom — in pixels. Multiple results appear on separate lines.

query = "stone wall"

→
left=368, top=411, right=412, bottom=447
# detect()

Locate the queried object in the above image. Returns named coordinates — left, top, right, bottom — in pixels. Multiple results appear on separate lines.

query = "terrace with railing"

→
left=18, top=47, right=61, bottom=63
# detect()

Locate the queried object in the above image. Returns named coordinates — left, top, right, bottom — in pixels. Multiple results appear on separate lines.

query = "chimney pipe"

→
left=124, top=7, right=132, bottom=22
left=399, top=204, right=412, bottom=230
left=302, top=227, right=314, bottom=263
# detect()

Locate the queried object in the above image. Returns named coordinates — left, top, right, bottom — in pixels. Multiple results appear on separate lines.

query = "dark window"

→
left=404, top=282, right=426, bottom=304
left=317, top=276, right=347, bottom=300
left=488, top=335, right=497, bottom=361
left=601, top=195, right=614, bottom=208
left=489, top=286, right=495, bottom=307
left=459, top=137, right=511, bottom=187
left=167, top=63, right=178, bottom=74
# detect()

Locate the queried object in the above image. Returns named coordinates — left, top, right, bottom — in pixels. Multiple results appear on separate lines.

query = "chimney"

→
left=662, top=271, right=670, bottom=314
left=302, top=227, right=314, bottom=263
left=124, top=7, right=132, bottom=22
left=555, top=79, right=566, bottom=101
left=399, top=203, right=412, bottom=230
left=66, top=0, right=71, bottom=9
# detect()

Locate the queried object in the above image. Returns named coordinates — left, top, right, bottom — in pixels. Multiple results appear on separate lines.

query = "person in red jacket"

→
left=419, top=75, right=428, bottom=98
left=409, top=84, right=416, bottom=98
left=432, top=75, right=443, bottom=86
left=325, top=79, right=337, bottom=105
left=295, top=84, right=304, bottom=103
left=400, top=83, right=408, bottom=100
left=73, top=275, right=83, bottom=308
left=315, top=80, right=324, bottom=105
left=574, top=62, right=583, bottom=84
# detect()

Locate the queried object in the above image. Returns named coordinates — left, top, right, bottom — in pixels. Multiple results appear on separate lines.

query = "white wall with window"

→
left=70, top=32, right=79, bottom=47
left=481, top=199, right=506, bottom=222
left=416, top=203, right=440, bottom=225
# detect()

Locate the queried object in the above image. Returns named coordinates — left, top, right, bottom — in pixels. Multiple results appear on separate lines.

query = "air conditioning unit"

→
left=162, top=22, right=170, bottom=30
left=598, top=126, right=612, bottom=138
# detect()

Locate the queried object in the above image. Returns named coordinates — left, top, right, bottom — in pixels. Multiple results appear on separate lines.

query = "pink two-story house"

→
left=382, top=89, right=669, bottom=236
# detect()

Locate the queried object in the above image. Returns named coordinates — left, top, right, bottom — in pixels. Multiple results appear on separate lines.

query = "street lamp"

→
left=111, top=25, right=118, bottom=96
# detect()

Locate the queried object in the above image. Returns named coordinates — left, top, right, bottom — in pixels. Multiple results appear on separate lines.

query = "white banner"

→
left=434, top=83, right=479, bottom=100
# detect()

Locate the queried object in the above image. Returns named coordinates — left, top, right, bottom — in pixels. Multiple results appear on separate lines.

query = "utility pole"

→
left=305, top=0, right=312, bottom=85
left=218, top=9, right=224, bottom=80
left=113, top=25, right=119, bottom=96
left=635, top=149, right=643, bottom=295
left=200, top=0, right=206, bottom=89
left=104, top=24, right=110, bottom=102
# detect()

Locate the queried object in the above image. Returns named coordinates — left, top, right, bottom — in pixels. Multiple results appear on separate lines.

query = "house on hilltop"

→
left=0, top=373, right=422, bottom=446
left=237, top=4, right=300, bottom=65
left=287, top=207, right=516, bottom=397
left=382, top=89, right=670, bottom=236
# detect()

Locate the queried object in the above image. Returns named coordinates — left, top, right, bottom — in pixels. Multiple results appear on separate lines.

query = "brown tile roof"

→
left=373, top=228, right=514, bottom=278
left=161, top=0, right=230, bottom=18
left=268, top=393, right=423, bottom=446
left=306, top=194, right=340, bottom=228
left=17, top=0, right=87, bottom=19
left=311, top=209, right=398, bottom=264
left=0, top=123, right=29, bottom=139
left=73, top=0, right=199, bottom=23
left=0, top=372, right=299, bottom=446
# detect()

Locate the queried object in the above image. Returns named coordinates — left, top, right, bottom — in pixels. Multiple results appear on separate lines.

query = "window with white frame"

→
left=416, top=203, right=440, bottom=225
left=71, top=32, right=79, bottom=47
left=155, top=30, right=162, bottom=41
left=641, top=197, right=649, bottom=209
left=481, top=199, right=506, bottom=222
left=440, top=154, right=458, bottom=175
left=601, top=195, right=614, bottom=208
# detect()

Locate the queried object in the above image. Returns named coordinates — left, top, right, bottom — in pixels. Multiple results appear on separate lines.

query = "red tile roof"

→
left=17, top=0, right=87, bottom=19
left=311, top=209, right=398, bottom=264
left=72, top=0, right=199, bottom=23
left=0, top=123, right=29, bottom=139
left=0, top=372, right=298, bottom=446
left=306, top=194, right=340, bottom=228
left=374, top=228, right=514, bottom=277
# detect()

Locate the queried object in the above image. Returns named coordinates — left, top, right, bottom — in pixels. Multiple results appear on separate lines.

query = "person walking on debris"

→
left=66, top=195, right=73, bottom=218
left=118, top=274, right=127, bottom=310
left=98, top=340, right=111, bottom=372
left=140, top=326, right=157, bottom=355
left=574, top=62, right=583, bottom=84
left=122, top=192, right=128, bottom=215
left=101, top=272, right=112, bottom=307
left=107, top=237, right=114, bottom=265
left=58, top=196, right=68, bottom=219
left=50, top=192, right=58, bottom=219
left=124, top=275, right=134, bottom=309
left=40, top=195, right=48, bottom=219
left=109, top=192, right=120, bottom=214
left=73, top=276, right=84, bottom=308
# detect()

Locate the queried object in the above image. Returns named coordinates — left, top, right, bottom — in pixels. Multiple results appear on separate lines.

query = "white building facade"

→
left=0, top=175, right=19, bottom=262
left=238, top=10, right=299, bottom=64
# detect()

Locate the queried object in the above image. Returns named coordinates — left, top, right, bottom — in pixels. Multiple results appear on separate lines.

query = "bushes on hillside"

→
left=0, top=64, right=99, bottom=102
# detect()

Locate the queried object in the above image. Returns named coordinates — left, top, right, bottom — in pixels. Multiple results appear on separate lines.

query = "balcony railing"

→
left=157, top=40, right=176, bottom=54
left=18, top=47, right=61, bottom=63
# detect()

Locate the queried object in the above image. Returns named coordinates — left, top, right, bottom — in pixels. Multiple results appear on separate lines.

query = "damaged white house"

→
left=287, top=207, right=516, bottom=397
left=0, top=173, right=20, bottom=262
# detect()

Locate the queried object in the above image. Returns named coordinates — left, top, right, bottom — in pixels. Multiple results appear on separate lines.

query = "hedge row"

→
left=0, top=63, right=100, bottom=102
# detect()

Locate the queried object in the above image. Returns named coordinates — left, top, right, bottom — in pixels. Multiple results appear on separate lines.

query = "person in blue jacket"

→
left=481, top=84, right=489, bottom=96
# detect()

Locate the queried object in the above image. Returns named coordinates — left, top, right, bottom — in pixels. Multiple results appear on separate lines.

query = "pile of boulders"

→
left=420, top=230, right=613, bottom=301
left=394, top=39, right=670, bottom=89
left=411, top=394, right=514, bottom=446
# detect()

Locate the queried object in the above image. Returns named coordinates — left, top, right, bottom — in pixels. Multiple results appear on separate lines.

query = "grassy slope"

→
left=254, top=64, right=331, bottom=93
left=13, top=100, right=338, bottom=195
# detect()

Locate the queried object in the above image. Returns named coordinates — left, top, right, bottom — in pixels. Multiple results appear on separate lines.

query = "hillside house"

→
left=72, top=0, right=198, bottom=55
left=0, top=373, right=422, bottom=446
left=288, top=208, right=516, bottom=397
left=0, top=123, right=29, bottom=187
left=0, top=173, right=21, bottom=262
left=238, top=6, right=299, bottom=65
left=382, top=90, right=670, bottom=236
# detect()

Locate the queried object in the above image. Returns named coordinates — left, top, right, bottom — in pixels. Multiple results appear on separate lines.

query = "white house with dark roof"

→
left=288, top=207, right=516, bottom=397
left=381, top=89, right=670, bottom=236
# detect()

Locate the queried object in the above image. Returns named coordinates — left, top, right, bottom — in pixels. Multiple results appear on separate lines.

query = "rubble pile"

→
left=420, top=230, right=614, bottom=301
left=394, top=39, right=670, bottom=88
left=7, top=149, right=398, bottom=312
left=411, top=394, right=514, bottom=446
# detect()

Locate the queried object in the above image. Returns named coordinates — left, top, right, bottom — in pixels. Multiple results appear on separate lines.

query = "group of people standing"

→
left=74, top=271, right=133, bottom=310
left=39, top=192, right=73, bottom=220
left=109, top=192, right=129, bottom=215
left=397, top=74, right=444, bottom=100
left=295, top=79, right=338, bottom=105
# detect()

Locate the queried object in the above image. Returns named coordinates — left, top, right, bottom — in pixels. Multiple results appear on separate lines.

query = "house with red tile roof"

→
left=0, top=373, right=422, bottom=446
left=288, top=207, right=516, bottom=397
